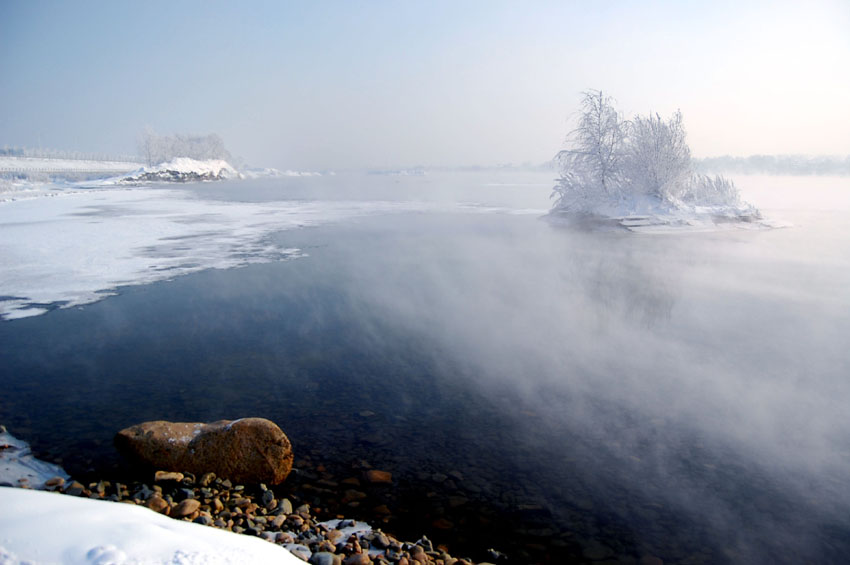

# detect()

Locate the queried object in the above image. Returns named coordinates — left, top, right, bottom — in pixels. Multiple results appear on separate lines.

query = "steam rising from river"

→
left=2, top=172, right=848, bottom=562
left=268, top=173, right=850, bottom=561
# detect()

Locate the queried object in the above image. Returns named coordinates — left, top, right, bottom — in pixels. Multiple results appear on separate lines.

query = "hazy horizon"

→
left=2, top=1, right=849, bottom=170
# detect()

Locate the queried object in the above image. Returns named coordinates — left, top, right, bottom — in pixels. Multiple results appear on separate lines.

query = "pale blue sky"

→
left=1, top=0, right=848, bottom=169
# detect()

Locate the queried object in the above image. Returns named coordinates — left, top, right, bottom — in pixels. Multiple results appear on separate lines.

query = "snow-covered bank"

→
left=0, top=184, right=457, bottom=321
left=119, top=158, right=240, bottom=183
left=0, top=156, right=140, bottom=176
left=242, top=167, right=324, bottom=179
left=0, top=487, right=303, bottom=565
left=0, top=428, right=299, bottom=563
left=0, top=428, right=69, bottom=489
left=545, top=196, right=776, bottom=233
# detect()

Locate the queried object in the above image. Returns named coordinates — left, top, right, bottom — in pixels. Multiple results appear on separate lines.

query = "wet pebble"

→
left=343, top=554, right=371, bottom=565
left=155, top=471, right=184, bottom=482
left=171, top=498, right=200, bottom=518
left=310, top=552, right=342, bottom=565
left=145, top=494, right=170, bottom=515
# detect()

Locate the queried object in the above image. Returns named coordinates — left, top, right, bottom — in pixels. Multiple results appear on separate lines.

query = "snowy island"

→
left=548, top=91, right=766, bottom=231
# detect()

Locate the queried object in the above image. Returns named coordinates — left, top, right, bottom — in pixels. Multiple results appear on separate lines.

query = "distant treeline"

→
left=695, top=155, right=850, bottom=176
left=0, top=146, right=142, bottom=163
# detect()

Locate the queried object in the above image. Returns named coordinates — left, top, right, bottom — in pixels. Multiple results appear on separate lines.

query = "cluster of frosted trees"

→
left=139, top=128, right=232, bottom=166
left=552, top=91, right=743, bottom=213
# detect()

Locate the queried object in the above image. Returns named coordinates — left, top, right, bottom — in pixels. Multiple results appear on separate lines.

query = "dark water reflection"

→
left=2, top=205, right=850, bottom=563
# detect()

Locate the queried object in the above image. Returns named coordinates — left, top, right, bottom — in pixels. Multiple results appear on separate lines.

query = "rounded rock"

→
left=310, top=552, right=342, bottom=565
left=343, top=554, right=371, bottom=565
left=145, top=495, right=170, bottom=515
left=114, top=418, right=294, bottom=485
left=171, top=498, right=201, bottom=518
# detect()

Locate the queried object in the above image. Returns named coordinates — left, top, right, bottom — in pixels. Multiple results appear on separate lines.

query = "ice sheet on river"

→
left=0, top=185, right=453, bottom=321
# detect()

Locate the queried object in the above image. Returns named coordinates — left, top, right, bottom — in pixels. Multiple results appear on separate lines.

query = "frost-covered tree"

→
left=623, top=110, right=691, bottom=201
left=138, top=128, right=232, bottom=166
left=555, top=90, right=625, bottom=198
left=552, top=91, right=753, bottom=219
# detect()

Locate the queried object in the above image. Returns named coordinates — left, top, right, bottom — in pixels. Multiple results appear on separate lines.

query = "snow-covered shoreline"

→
left=0, top=156, right=141, bottom=176
left=0, top=181, right=457, bottom=321
left=1, top=426, right=301, bottom=564
left=0, top=428, right=455, bottom=565
left=0, top=487, right=304, bottom=565
left=544, top=198, right=781, bottom=233
left=118, top=158, right=240, bottom=183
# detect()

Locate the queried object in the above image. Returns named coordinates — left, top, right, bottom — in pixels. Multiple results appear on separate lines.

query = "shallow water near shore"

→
left=2, top=173, right=850, bottom=563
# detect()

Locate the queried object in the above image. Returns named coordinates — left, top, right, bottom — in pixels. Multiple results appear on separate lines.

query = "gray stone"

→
left=372, top=533, right=390, bottom=549
left=278, top=498, right=293, bottom=515
left=309, top=552, right=341, bottom=565
left=418, top=535, right=433, bottom=552
left=262, top=489, right=275, bottom=507
left=64, top=481, right=85, bottom=496
left=133, top=484, right=153, bottom=500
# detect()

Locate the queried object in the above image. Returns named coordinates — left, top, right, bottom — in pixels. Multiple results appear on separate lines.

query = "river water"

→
left=1, top=172, right=849, bottom=563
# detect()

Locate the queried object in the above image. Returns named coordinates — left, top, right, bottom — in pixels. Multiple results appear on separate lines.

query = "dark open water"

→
left=2, top=174, right=850, bottom=563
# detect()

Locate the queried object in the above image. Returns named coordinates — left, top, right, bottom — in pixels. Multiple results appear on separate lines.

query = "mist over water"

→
left=2, top=172, right=849, bottom=562
left=291, top=181, right=850, bottom=562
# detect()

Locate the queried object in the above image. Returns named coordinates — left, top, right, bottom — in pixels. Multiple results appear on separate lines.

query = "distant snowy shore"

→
left=0, top=156, right=329, bottom=187
left=242, top=167, right=324, bottom=178
left=118, top=158, right=240, bottom=183
left=0, top=156, right=141, bottom=176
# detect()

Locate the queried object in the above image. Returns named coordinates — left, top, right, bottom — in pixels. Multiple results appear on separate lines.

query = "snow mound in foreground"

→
left=121, top=158, right=239, bottom=183
left=0, top=487, right=303, bottom=565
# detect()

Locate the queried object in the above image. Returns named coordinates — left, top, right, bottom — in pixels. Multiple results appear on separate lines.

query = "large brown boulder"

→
left=114, top=418, right=293, bottom=484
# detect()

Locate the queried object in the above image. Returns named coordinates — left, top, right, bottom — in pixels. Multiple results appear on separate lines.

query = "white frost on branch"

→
left=139, top=128, right=232, bottom=167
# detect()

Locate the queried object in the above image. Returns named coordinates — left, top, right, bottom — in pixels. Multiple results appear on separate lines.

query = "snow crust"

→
left=0, top=185, right=450, bottom=320
left=546, top=193, right=769, bottom=233
left=0, top=429, right=69, bottom=489
left=0, top=487, right=303, bottom=565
